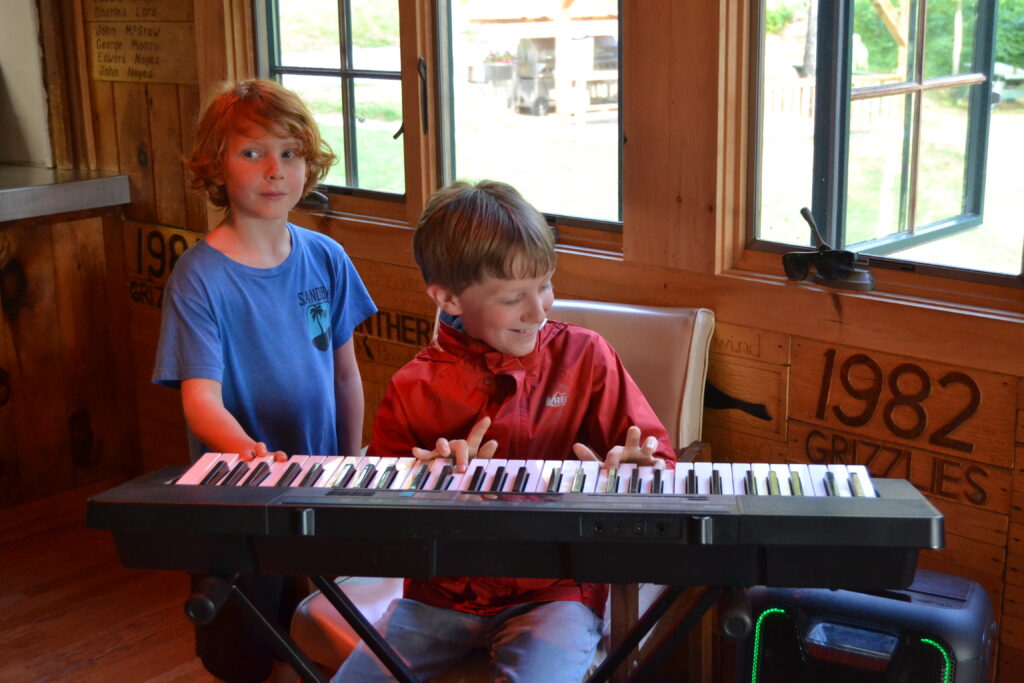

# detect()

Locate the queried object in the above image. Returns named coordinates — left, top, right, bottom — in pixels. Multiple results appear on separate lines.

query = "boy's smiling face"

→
left=430, top=269, right=555, bottom=357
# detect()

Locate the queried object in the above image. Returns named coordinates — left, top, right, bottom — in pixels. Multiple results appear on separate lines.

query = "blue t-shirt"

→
left=153, top=223, right=377, bottom=460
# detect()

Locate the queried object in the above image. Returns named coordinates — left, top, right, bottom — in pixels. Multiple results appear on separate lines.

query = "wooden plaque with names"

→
left=86, top=0, right=196, bottom=84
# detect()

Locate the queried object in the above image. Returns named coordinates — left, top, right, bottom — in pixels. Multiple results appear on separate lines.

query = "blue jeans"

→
left=332, top=598, right=603, bottom=683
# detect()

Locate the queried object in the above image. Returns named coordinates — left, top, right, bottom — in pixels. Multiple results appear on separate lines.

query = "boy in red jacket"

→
left=333, top=180, right=675, bottom=682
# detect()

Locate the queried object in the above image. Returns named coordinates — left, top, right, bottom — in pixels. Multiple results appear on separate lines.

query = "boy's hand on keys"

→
left=238, top=441, right=288, bottom=462
left=572, top=425, right=664, bottom=470
left=411, top=416, right=498, bottom=473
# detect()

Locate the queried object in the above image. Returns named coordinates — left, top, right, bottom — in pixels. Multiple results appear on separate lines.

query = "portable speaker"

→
left=736, top=569, right=994, bottom=683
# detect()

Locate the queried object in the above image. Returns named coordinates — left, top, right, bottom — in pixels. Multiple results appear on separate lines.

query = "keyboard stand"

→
left=188, top=574, right=731, bottom=683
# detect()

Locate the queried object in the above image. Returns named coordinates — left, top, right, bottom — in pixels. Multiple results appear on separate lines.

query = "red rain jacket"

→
left=367, top=318, right=675, bottom=617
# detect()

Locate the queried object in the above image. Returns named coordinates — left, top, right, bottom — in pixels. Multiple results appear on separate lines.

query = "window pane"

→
left=350, top=0, right=400, bottom=71
left=281, top=74, right=347, bottom=185
left=852, top=0, right=917, bottom=81
left=757, top=0, right=817, bottom=246
left=924, top=0, right=979, bottom=79
left=354, top=77, right=405, bottom=193
left=914, top=87, right=969, bottom=227
left=278, top=0, right=341, bottom=69
left=447, top=0, right=620, bottom=222
left=844, top=94, right=910, bottom=246
left=889, top=88, right=1023, bottom=275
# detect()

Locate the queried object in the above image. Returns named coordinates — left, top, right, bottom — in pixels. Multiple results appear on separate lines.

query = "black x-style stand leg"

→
left=186, top=574, right=329, bottom=683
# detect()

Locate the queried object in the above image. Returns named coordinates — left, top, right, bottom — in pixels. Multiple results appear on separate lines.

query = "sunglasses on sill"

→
left=782, top=249, right=856, bottom=282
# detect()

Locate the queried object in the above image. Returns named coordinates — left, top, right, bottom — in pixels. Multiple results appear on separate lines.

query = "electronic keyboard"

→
left=87, top=454, right=944, bottom=590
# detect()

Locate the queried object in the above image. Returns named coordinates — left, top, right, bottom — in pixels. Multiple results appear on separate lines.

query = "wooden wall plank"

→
left=786, top=422, right=1012, bottom=516
left=148, top=84, right=187, bottom=227
left=51, top=217, right=124, bottom=486
left=790, top=338, right=1016, bottom=469
left=0, top=223, right=72, bottom=502
left=114, top=82, right=157, bottom=222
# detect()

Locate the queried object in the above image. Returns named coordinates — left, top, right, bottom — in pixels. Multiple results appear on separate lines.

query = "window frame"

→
left=747, top=0, right=1019, bottom=290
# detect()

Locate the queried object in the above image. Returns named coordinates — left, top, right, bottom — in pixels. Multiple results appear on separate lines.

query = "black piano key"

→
left=850, top=471, right=865, bottom=497
left=433, top=465, right=453, bottom=491
left=275, top=462, right=302, bottom=487
left=605, top=467, right=618, bottom=493
left=513, top=466, right=530, bottom=493
left=686, top=469, right=697, bottom=494
left=768, top=470, right=781, bottom=496
left=199, top=461, right=229, bottom=485
left=329, top=463, right=356, bottom=488
left=298, top=463, right=324, bottom=487
left=467, top=466, right=485, bottom=492
left=824, top=470, right=837, bottom=496
left=376, top=465, right=397, bottom=489
left=355, top=464, right=377, bottom=488
left=242, top=461, right=271, bottom=486
left=745, top=470, right=758, bottom=495
left=407, top=464, right=429, bottom=490
left=490, top=466, right=507, bottom=493
left=547, top=466, right=562, bottom=492
left=652, top=468, right=663, bottom=494
left=790, top=471, right=804, bottom=496
left=221, top=462, right=250, bottom=486
left=571, top=467, right=586, bottom=493
left=628, top=468, right=640, bottom=493
left=711, top=470, right=723, bottom=495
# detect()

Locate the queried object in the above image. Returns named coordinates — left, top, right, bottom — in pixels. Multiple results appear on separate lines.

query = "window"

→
left=260, top=0, right=405, bottom=196
left=756, top=0, right=1021, bottom=281
left=439, top=0, right=622, bottom=225
left=258, top=0, right=623, bottom=228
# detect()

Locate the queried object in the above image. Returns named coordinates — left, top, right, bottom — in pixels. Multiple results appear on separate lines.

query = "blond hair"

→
left=188, top=79, right=335, bottom=208
left=414, top=180, right=556, bottom=294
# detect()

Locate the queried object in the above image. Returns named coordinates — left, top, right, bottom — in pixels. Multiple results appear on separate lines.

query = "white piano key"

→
left=460, top=458, right=490, bottom=492
left=556, top=460, right=582, bottom=492
left=732, top=463, right=755, bottom=495
left=501, top=459, right=527, bottom=493
left=636, top=465, right=660, bottom=494
left=692, top=462, right=713, bottom=495
left=807, top=464, right=830, bottom=497
left=617, top=463, right=638, bottom=493
left=306, top=456, right=338, bottom=487
left=827, top=464, right=853, bottom=497
left=674, top=463, right=694, bottom=494
left=422, top=457, right=456, bottom=490
left=259, top=455, right=305, bottom=486
left=381, top=457, right=418, bottom=490
left=596, top=463, right=621, bottom=493
left=324, top=455, right=364, bottom=487
left=769, top=464, right=792, bottom=496
left=366, top=457, right=399, bottom=488
left=788, top=463, right=812, bottom=497
left=176, top=452, right=230, bottom=485
left=477, top=459, right=509, bottom=492
left=847, top=464, right=876, bottom=497
left=516, top=460, right=544, bottom=493
left=711, top=463, right=734, bottom=494
left=575, top=461, right=601, bottom=493
left=541, top=460, right=565, bottom=492
left=751, top=463, right=772, bottom=496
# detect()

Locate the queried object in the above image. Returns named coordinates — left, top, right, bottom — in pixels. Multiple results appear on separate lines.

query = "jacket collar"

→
left=433, top=314, right=555, bottom=373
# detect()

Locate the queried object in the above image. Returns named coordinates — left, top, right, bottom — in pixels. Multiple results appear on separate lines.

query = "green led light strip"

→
left=920, top=637, right=953, bottom=683
left=750, top=607, right=789, bottom=683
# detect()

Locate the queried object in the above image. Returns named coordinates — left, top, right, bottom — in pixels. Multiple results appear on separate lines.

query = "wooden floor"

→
left=0, top=483, right=215, bottom=683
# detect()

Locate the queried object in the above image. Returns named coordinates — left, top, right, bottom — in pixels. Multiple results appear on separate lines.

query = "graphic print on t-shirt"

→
left=306, top=302, right=332, bottom=351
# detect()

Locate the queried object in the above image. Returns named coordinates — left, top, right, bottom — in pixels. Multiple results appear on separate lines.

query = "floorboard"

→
left=0, top=503, right=215, bottom=682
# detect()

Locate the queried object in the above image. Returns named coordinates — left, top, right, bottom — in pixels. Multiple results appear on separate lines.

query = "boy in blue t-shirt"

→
left=153, top=79, right=376, bottom=682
